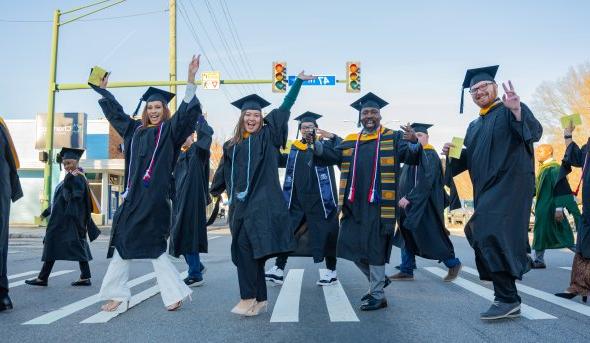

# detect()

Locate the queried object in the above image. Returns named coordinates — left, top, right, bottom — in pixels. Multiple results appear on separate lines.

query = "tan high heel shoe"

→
left=231, top=299, right=256, bottom=315
left=101, top=300, right=129, bottom=313
left=244, top=300, right=268, bottom=317
left=167, top=301, right=182, bottom=311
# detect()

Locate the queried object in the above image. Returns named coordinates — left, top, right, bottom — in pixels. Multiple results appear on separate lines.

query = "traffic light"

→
left=272, top=61, right=287, bottom=93
left=346, top=61, right=361, bottom=93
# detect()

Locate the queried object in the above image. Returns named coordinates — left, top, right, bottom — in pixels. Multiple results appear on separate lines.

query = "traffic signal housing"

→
left=346, top=61, right=361, bottom=93
left=272, top=61, right=287, bottom=93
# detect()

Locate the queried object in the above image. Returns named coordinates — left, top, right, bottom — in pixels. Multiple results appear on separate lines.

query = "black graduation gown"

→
left=448, top=103, right=542, bottom=280
left=396, top=148, right=455, bottom=261
left=315, top=130, right=422, bottom=265
left=96, top=88, right=202, bottom=259
left=210, top=109, right=296, bottom=264
left=279, top=144, right=339, bottom=263
left=41, top=174, right=98, bottom=262
left=0, top=122, right=23, bottom=291
left=560, top=140, right=590, bottom=258
left=169, top=119, right=213, bottom=258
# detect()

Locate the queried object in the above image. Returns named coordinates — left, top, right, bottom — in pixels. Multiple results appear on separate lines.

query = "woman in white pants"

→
left=91, top=55, right=203, bottom=312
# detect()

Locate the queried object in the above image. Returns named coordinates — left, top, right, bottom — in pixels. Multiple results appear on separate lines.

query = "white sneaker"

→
left=317, top=270, right=338, bottom=286
left=265, top=266, right=284, bottom=285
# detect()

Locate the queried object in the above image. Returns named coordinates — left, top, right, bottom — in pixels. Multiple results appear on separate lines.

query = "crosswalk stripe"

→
left=23, top=272, right=156, bottom=325
left=80, top=271, right=188, bottom=324
left=319, top=269, right=359, bottom=322
left=7, top=270, right=39, bottom=280
left=8, top=251, right=23, bottom=254
left=560, top=267, right=572, bottom=271
left=423, top=267, right=556, bottom=320
left=461, top=266, right=590, bottom=317
left=270, top=269, right=304, bottom=323
left=9, top=270, right=75, bottom=288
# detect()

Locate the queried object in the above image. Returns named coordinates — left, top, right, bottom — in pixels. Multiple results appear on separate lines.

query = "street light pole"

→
left=169, top=0, right=177, bottom=112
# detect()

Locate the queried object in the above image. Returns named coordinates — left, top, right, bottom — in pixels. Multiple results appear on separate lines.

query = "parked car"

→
left=447, top=200, right=474, bottom=226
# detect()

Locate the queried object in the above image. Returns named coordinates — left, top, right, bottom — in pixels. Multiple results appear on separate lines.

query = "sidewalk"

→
left=9, top=217, right=230, bottom=239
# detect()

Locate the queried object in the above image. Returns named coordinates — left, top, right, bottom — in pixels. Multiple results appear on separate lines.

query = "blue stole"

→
left=282, top=145, right=337, bottom=219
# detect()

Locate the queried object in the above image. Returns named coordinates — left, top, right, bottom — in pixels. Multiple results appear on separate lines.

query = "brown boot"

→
left=443, top=263, right=462, bottom=282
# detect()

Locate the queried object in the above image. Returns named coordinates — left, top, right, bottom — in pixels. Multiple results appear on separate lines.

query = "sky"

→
left=1, top=0, right=589, bottom=149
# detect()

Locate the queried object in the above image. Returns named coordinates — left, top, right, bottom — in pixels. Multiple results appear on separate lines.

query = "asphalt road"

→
left=1, top=228, right=589, bottom=343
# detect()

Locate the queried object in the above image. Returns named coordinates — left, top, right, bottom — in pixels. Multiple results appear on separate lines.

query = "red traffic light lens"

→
left=275, top=64, right=284, bottom=73
left=349, top=64, right=358, bottom=73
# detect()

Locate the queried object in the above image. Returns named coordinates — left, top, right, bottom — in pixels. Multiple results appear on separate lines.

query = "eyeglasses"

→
left=469, top=81, right=495, bottom=94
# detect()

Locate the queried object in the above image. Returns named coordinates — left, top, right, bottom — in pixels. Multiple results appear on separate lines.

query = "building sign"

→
left=35, top=112, right=87, bottom=150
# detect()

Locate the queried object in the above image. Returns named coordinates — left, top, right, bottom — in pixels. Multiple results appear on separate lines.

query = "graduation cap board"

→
left=231, top=94, right=271, bottom=111
left=133, top=87, right=176, bottom=116
left=58, top=147, right=85, bottom=161
left=350, top=92, right=389, bottom=127
left=88, top=66, right=109, bottom=87
left=460, top=65, right=499, bottom=114
left=411, top=123, right=433, bottom=134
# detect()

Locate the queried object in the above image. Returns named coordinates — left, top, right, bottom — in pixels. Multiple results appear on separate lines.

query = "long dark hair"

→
left=229, top=110, right=262, bottom=146
left=140, top=102, right=171, bottom=127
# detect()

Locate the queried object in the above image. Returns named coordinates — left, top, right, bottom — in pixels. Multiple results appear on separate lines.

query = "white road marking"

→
left=9, top=270, right=75, bottom=288
left=270, top=269, right=304, bottom=323
left=462, top=266, right=590, bottom=318
left=319, top=269, right=359, bottom=322
left=424, top=267, right=556, bottom=320
left=23, top=272, right=156, bottom=325
left=560, top=267, right=572, bottom=271
left=7, top=270, right=39, bottom=280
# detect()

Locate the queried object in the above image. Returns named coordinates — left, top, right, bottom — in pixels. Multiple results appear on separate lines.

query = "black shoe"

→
left=25, top=278, right=48, bottom=287
left=184, top=276, right=204, bottom=287
left=0, top=295, right=13, bottom=312
left=531, top=261, right=546, bottom=269
left=360, top=295, right=388, bottom=311
left=480, top=301, right=521, bottom=320
left=361, top=293, right=371, bottom=302
left=554, top=292, right=577, bottom=300
left=71, top=279, right=92, bottom=286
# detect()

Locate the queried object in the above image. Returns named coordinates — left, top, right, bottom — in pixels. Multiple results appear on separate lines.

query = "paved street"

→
left=1, top=227, right=589, bottom=343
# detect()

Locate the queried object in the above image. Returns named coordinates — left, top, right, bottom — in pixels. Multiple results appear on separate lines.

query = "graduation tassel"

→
left=132, top=98, right=143, bottom=118
left=367, top=126, right=381, bottom=203
left=142, top=122, right=164, bottom=188
left=459, top=87, right=465, bottom=114
left=236, top=137, right=252, bottom=201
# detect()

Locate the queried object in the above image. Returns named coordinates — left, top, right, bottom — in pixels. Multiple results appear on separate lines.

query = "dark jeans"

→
left=0, top=221, right=7, bottom=297
left=184, top=253, right=205, bottom=279
left=236, top=229, right=267, bottom=301
left=39, top=261, right=91, bottom=281
left=400, top=247, right=461, bottom=275
left=275, top=253, right=337, bottom=271
left=491, top=271, right=520, bottom=304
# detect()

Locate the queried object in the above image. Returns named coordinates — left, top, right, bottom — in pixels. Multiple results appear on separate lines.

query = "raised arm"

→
left=396, top=128, right=422, bottom=165
left=313, top=131, right=344, bottom=167
left=265, top=71, right=316, bottom=148
left=92, top=75, right=137, bottom=138
left=170, top=55, right=204, bottom=147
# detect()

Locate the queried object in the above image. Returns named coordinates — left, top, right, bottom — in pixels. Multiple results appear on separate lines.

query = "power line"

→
left=177, top=0, right=235, bottom=102
left=184, top=0, right=249, bottom=96
left=0, top=9, right=168, bottom=23
left=202, top=0, right=257, bottom=95
left=219, top=0, right=263, bottom=95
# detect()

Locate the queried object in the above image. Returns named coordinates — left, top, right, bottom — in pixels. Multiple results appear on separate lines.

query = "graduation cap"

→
left=231, top=94, right=271, bottom=111
left=350, top=92, right=389, bottom=127
left=56, top=147, right=85, bottom=168
left=293, top=111, right=322, bottom=139
left=460, top=65, right=499, bottom=114
left=411, top=123, right=433, bottom=134
left=133, top=87, right=176, bottom=116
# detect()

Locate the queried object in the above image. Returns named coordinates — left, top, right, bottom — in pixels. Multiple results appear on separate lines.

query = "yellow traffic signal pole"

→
left=42, top=0, right=126, bottom=217
left=169, top=0, right=177, bottom=112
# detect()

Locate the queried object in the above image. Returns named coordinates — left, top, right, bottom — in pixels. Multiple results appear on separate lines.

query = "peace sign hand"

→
left=501, top=80, right=521, bottom=121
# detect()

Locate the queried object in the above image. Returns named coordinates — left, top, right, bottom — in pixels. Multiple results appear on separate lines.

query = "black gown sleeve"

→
left=169, top=96, right=203, bottom=148
left=210, top=146, right=227, bottom=197
left=396, top=131, right=422, bottom=165
left=278, top=152, right=288, bottom=168
left=405, top=152, right=436, bottom=206
left=509, top=103, right=543, bottom=146
left=94, top=87, right=139, bottom=139
left=194, top=118, right=214, bottom=152
left=313, top=136, right=344, bottom=167
left=563, top=141, right=588, bottom=167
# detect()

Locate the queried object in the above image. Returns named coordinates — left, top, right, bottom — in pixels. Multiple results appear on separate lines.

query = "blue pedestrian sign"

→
left=288, top=75, right=336, bottom=86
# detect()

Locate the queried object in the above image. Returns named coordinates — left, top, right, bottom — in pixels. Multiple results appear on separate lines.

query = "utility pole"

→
left=169, top=0, right=177, bottom=112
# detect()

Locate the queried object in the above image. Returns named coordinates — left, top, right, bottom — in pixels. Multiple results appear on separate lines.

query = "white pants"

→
left=99, top=250, right=192, bottom=307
